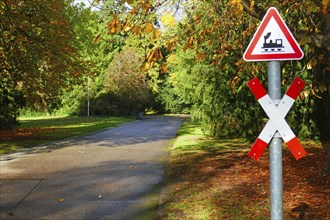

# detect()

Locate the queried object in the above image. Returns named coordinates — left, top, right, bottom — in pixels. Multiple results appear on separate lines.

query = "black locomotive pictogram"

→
left=261, top=32, right=284, bottom=52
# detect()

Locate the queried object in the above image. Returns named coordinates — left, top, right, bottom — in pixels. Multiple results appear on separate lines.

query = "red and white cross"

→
left=247, top=77, right=307, bottom=160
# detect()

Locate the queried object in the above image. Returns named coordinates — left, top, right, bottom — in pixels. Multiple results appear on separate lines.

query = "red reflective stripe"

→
left=286, top=137, right=307, bottom=160
left=248, top=138, right=268, bottom=160
left=286, top=77, right=305, bottom=100
left=247, top=78, right=267, bottom=100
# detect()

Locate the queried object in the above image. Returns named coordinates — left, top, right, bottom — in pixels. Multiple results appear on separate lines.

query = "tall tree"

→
left=89, top=0, right=330, bottom=170
left=105, top=48, right=154, bottom=116
left=0, top=0, right=83, bottom=126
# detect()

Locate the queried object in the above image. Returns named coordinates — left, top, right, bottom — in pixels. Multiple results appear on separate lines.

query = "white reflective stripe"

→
left=277, top=95, right=295, bottom=116
left=258, top=95, right=296, bottom=142
left=258, top=94, right=295, bottom=143
left=258, top=120, right=276, bottom=143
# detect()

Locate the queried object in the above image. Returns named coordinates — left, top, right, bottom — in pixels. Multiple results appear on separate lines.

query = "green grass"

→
left=161, top=119, right=327, bottom=220
left=161, top=119, right=260, bottom=220
left=0, top=116, right=134, bottom=154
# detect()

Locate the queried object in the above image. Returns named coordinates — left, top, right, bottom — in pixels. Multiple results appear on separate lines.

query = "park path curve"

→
left=0, top=115, right=184, bottom=220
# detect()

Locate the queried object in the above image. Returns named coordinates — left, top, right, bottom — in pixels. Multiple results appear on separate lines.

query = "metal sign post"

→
left=268, top=61, right=283, bottom=219
left=243, top=7, right=305, bottom=220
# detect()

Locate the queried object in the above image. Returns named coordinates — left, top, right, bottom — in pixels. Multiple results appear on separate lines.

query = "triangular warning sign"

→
left=243, top=7, right=304, bottom=61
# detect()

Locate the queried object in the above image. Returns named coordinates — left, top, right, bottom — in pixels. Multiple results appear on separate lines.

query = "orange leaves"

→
left=142, top=21, right=162, bottom=39
left=107, top=17, right=122, bottom=34
left=160, top=64, right=168, bottom=73
left=183, top=35, right=195, bottom=51
left=322, top=0, right=330, bottom=14
left=141, top=0, right=153, bottom=13
left=144, top=21, right=154, bottom=32
left=235, top=58, right=244, bottom=66
left=196, top=52, right=207, bottom=61
left=93, top=33, right=101, bottom=43
left=144, top=47, right=163, bottom=71
left=153, top=29, right=162, bottom=40
left=229, top=76, right=241, bottom=93
left=166, top=38, right=177, bottom=51
left=249, top=0, right=255, bottom=11
left=230, top=0, right=243, bottom=12
left=106, top=16, right=162, bottom=40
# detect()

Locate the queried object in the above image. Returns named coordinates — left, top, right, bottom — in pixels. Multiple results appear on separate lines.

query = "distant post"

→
left=87, top=76, right=90, bottom=117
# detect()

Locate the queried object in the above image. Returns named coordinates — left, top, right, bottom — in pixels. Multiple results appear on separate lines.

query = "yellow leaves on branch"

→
left=144, top=21, right=154, bottom=32
left=143, top=21, right=162, bottom=39
left=144, top=47, right=163, bottom=71
left=183, top=35, right=194, bottom=51
left=306, top=58, right=318, bottom=70
left=322, top=0, right=329, bottom=14
left=140, top=0, right=153, bottom=13
left=93, top=33, right=101, bottom=43
left=166, top=38, right=177, bottom=51
left=230, top=0, right=243, bottom=12
left=153, top=29, right=162, bottom=40
left=106, top=18, right=162, bottom=40
left=107, top=17, right=122, bottom=34
left=235, top=58, right=244, bottom=66
left=229, top=76, right=241, bottom=94
left=249, top=0, right=255, bottom=11
left=126, top=0, right=135, bottom=4
left=160, top=13, right=177, bottom=28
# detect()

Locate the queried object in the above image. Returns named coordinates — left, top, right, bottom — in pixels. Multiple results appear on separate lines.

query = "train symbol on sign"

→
left=261, top=32, right=284, bottom=52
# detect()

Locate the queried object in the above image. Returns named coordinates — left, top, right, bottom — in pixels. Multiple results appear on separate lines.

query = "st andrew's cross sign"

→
left=247, top=77, right=307, bottom=160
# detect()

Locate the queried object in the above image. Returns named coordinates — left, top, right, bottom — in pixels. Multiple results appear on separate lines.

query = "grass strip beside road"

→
left=0, top=116, right=134, bottom=155
left=160, top=119, right=329, bottom=220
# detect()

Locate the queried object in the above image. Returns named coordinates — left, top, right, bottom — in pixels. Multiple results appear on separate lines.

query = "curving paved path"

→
left=0, top=115, right=184, bottom=220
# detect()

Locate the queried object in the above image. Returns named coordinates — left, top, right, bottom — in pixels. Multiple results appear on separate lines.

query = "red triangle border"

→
left=243, top=7, right=304, bottom=61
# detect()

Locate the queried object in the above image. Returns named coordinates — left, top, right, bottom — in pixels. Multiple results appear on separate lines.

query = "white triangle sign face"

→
left=243, top=7, right=304, bottom=61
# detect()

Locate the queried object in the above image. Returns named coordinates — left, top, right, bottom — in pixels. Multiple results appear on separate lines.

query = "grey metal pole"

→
left=87, top=76, right=90, bottom=117
left=268, top=61, right=283, bottom=220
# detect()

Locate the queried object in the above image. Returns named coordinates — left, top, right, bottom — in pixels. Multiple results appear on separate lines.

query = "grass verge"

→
left=0, top=116, right=134, bottom=155
left=160, top=119, right=330, bottom=220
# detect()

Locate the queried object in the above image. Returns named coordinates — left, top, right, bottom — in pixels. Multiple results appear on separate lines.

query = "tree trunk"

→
left=325, top=142, right=330, bottom=174
left=318, top=10, right=330, bottom=174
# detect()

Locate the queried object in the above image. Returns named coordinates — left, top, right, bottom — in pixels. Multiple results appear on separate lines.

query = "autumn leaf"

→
left=230, top=0, right=243, bottom=11
left=250, top=0, right=255, bottom=11
left=142, top=1, right=152, bottom=12
left=160, top=13, right=177, bottom=27
left=196, top=52, right=207, bottom=61
left=229, top=76, right=241, bottom=93
left=322, top=0, right=329, bottom=14
left=131, top=25, right=141, bottom=35
left=93, top=33, right=101, bottom=43
left=235, top=58, right=244, bottom=66
left=144, top=21, right=154, bottom=32
left=152, top=29, right=162, bottom=40
left=144, top=62, right=151, bottom=71
left=107, top=18, right=122, bottom=34
left=160, top=64, right=168, bottom=73
left=166, top=38, right=177, bottom=51
left=146, top=49, right=156, bottom=63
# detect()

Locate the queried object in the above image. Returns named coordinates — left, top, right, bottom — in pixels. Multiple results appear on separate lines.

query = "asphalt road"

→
left=0, top=115, right=184, bottom=220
